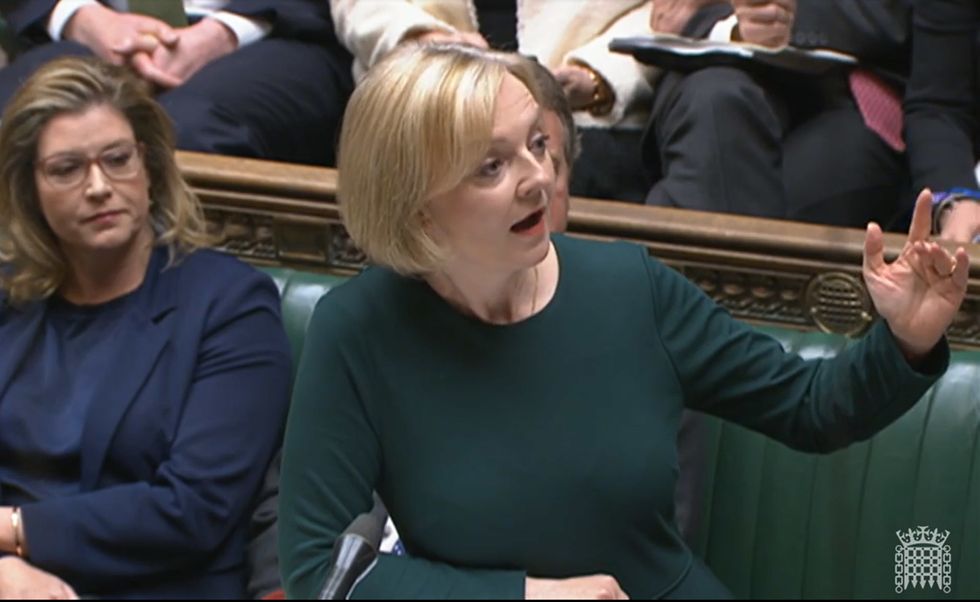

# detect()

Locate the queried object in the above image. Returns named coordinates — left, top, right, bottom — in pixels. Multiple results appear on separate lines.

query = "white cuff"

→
left=707, top=14, right=738, bottom=42
left=47, top=0, right=99, bottom=41
left=207, top=11, right=271, bottom=48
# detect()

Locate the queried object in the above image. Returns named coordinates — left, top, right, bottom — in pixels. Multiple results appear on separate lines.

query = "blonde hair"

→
left=337, top=44, right=542, bottom=274
left=0, top=56, right=211, bottom=305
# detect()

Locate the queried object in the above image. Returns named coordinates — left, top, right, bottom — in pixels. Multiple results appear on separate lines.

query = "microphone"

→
left=318, top=502, right=387, bottom=600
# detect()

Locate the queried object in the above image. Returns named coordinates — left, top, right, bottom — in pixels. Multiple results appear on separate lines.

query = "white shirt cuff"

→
left=207, top=11, right=271, bottom=47
left=707, top=14, right=738, bottom=42
left=47, top=0, right=99, bottom=41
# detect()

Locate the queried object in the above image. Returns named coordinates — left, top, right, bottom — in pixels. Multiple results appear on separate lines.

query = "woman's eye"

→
left=530, top=134, right=550, bottom=155
left=477, top=158, right=504, bottom=178
left=102, top=150, right=132, bottom=168
left=47, top=160, right=83, bottom=178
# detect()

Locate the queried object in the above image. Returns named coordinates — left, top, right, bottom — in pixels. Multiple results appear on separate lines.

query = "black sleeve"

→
left=792, top=0, right=910, bottom=81
left=3, top=0, right=58, bottom=41
left=220, top=0, right=338, bottom=42
left=904, top=0, right=979, bottom=193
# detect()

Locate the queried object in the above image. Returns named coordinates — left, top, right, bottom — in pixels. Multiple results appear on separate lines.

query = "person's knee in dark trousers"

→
left=643, top=66, right=787, bottom=218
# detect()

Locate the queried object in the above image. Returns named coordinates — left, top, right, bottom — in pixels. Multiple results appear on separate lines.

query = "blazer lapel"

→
left=79, top=249, right=178, bottom=489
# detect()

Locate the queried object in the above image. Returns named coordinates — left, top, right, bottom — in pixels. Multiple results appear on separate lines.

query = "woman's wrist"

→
left=931, top=188, right=980, bottom=237
left=10, top=508, right=24, bottom=559
left=568, top=61, right=615, bottom=116
left=1, top=508, right=25, bottom=558
left=893, top=333, right=933, bottom=369
left=0, top=508, right=11, bottom=554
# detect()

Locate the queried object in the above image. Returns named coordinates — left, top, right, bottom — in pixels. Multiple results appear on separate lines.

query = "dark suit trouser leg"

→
left=0, top=41, right=93, bottom=110
left=157, top=39, right=353, bottom=166
left=569, top=127, right=649, bottom=203
left=782, top=103, right=906, bottom=228
left=643, top=66, right=787, bottom=218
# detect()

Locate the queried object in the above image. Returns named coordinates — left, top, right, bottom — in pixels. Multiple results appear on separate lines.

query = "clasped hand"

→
left=64, top=4, right=237, bottom=89
left=864, top=189, right=970, bottom=362
left=731, top=0, right=795, bottom=48
left=649, top=0, right=795, bottom=49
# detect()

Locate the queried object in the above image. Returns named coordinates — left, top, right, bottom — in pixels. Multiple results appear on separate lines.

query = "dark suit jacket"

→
left=791, top=0, right=911, bottom=78
left=0, top=248, right=292, bottom=598
left=904, top=0, right=980, bottom=193
left=688, top=0, right=912, bottom=82
left=4, top=0, right=337, bottom=45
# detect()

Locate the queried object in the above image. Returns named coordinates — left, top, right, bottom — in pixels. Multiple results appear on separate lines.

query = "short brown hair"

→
left=0, top=56, right=210, bottom=304
left=521, top=56, right=580, bottom=166
left=337, top=44, right=544, bottom=275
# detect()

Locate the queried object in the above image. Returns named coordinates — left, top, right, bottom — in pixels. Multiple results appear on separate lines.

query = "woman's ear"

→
left=418, top=207, right=445, bottom=244
left=418, top=207, right=433, bottom=230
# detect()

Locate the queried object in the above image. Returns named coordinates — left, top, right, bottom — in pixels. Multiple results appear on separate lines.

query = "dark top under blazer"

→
left=0, top=248, right=292, bottom=598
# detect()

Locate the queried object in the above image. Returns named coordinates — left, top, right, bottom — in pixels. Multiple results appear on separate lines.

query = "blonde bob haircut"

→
left=337, top=44, right=543, bottom=275
left=0, top=56, right=211, bottom=305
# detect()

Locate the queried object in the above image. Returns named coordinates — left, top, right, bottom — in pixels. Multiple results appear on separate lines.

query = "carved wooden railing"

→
left=177, top=151, right=980, bottom=350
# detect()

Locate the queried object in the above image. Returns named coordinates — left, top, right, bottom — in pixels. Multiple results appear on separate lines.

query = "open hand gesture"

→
left=864, top=189, right=970, bottom=361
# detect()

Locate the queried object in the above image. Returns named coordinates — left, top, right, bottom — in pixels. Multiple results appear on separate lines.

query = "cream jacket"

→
left=329, top=0, right=657, bottom=128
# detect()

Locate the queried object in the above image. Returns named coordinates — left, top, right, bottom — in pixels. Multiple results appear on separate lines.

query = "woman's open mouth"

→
left=510, top=209, right=545, bottom=234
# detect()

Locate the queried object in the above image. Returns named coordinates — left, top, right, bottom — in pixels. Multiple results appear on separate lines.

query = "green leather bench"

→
left=262, top=266, right=980, bottom=599
left=691, top=329, right=980, bottom=599
left=262, top=267, right=348, bottom=379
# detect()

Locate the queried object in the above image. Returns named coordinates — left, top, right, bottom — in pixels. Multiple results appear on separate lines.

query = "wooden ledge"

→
left=177, top=151, right=980, bottom=350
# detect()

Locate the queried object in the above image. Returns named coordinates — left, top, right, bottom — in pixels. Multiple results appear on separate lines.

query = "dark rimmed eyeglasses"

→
left=35, top=142, right=144, bottom=189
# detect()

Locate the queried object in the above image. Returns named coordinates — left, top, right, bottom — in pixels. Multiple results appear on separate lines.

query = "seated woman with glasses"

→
left=0, top=56, right=292, bottom=599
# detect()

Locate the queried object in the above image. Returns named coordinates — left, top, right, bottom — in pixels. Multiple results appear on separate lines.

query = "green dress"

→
left=279, top=234, right=946, bottom=599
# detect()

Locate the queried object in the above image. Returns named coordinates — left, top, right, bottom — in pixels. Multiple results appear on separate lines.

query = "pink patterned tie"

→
left=848, top=68, right=905, bottom=152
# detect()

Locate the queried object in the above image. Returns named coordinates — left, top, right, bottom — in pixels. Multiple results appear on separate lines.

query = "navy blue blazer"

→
left=0, top=248, right=292, bottom=598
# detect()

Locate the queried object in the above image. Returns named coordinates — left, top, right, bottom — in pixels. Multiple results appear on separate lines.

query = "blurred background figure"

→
left=904, top=0, right=980, bottom=244
left=329, top=0, right=653, bottom=202
left=0, top=0, right=353, bottom=166
left=516, top=55, right=580, bottom=233
left=643, top=0, right=913, bottom=229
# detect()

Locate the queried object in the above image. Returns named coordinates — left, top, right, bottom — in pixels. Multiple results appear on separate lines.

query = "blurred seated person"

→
left=0, top=0, right=352, bottom=166
left=644, top=0, right=912, bottom=228
left=517, top=55, right=580, bottom=233
left=329, top=0, right=651, bottom=202
left=0, top=57, right=291, bottom=598
left=905, top=0, right=980, bottom=244
left=278, top=43, right=967, bottom=599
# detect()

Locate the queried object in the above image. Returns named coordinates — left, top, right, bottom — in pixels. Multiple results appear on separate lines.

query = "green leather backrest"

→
left=260, top=267, right=347, bottom=380
left=692, top=328, right=980, bottom=599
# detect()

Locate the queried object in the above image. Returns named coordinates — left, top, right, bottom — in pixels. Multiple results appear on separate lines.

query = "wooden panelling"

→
left=178, top=151, right=980, bottom=350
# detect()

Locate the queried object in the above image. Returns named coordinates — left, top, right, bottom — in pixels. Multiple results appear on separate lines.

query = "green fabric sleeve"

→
left=643, top=252, right=948, bottom=452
